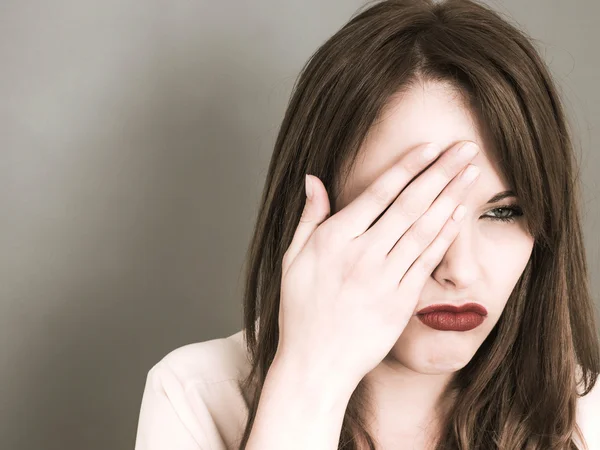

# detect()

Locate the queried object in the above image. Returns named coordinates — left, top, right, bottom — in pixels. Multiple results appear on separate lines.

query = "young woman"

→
left=134, top=0, right=600, bottom=449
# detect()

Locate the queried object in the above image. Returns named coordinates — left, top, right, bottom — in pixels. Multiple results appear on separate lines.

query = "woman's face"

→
left=333, top=81, right=535, bottom=374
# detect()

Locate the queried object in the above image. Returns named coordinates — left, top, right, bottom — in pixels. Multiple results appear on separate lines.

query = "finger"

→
left=390, top=203, right=468, bottom=315
left=362, top=141, right=479, bottom=254
left=282, top=174, right=331, bottom=277
left=383, top=161, right=479, bottom=287
left=327, top=142, right=444, bottom=240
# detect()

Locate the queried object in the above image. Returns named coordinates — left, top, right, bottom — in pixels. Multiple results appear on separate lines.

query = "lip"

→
left=416, top=302, right=488, bottom=315
left=416, top=302, right=488, bottom=332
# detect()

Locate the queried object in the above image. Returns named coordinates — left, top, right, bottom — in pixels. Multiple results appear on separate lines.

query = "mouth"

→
left=416, top=302, right=488, bottom=332
left=416, top=302, right=488, bottom=315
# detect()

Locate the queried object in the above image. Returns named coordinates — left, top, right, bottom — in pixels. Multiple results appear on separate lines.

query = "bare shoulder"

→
left=575, top=367, right=600, bottom=450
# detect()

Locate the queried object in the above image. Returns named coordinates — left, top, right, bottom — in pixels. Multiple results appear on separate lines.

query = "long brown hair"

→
left=236, top=0, right=600, bottom=448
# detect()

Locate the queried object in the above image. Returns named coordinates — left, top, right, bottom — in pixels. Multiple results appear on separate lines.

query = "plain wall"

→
left=1, top=1, right=598, bottom=449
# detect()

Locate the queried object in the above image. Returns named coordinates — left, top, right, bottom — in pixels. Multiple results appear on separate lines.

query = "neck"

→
left=362, top=357, right=458, bottom=448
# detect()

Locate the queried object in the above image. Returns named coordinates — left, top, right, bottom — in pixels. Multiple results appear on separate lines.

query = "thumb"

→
left=282, top=174, right=331, bottom=274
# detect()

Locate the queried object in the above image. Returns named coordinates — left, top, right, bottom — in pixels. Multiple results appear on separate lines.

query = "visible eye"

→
left=483, top=204, right=524, bottom=224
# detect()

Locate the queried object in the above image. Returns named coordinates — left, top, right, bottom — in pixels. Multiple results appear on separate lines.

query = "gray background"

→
left=1, top=1, right=598, bottom=449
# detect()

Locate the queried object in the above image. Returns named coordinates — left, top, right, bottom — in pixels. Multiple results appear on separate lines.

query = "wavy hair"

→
left=236, top=0, right=600, bottom=448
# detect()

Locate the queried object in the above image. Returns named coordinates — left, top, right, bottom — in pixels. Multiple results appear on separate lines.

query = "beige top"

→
left=134, top=329, right=254, bottom=450
left=133, top=328, right=599, bottom=450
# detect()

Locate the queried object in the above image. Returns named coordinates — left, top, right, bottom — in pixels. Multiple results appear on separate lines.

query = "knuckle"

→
left=397, top=196, right=422, bottom=221
left=411, top=213, right=438, bottom=244
left=437, top=196, right=458, bottom=215
left=438, top=160, right=454, bottom=180
left=404, top=157, right=424, bottom=174
left=352, top=250, right=379, bottom=280
left=312, top=225, right=331, bottom=246
left=421, top=231, right=453, bottom=271
left=352, top=250, right=370, bottom=272
left=367, top=180, right=393, bottom=206
left=299, top=204, right=312, bottom=224
left=360, top=240, right=385, bottom=264
left=419, top=254, right=436, bottom=274
left=433, top=229, right=451, bottom=251
left=313, top=222, right=341, bottom=247
left=418, top=244, right=441, bottom=273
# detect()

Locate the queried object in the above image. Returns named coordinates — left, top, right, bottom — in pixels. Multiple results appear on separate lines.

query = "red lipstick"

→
left=416, top=303, right=487, bottom=331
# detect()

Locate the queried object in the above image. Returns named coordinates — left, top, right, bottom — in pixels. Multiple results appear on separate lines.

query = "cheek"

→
left=481, top=228, right=533, bottom=274
left=481, top=229, right=534, bottom=310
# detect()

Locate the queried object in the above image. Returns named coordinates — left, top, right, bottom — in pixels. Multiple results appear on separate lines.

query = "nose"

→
left=431, top=226, right=478, bottom=290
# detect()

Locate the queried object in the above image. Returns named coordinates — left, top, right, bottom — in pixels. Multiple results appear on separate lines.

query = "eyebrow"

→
left=486, top=190, right=517, bottom=204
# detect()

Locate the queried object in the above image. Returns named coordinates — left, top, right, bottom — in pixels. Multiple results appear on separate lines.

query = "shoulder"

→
left=575, top=365, right=600, bottom=450
left=135, top=329, right=254, bottom=450
left=155, top=329, right=253, bottom=386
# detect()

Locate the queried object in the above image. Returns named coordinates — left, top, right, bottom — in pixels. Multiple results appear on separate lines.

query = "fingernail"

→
left=422, top=143, right=442, bottom=162
left=459, top=142, right=479, bottom=159
left=305, top=174, right=313, bottom=199
left=462, top=164, right=480, bottom=183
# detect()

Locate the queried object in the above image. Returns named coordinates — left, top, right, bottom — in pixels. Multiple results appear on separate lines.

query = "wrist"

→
left=267, top=353, right=356, bottom=413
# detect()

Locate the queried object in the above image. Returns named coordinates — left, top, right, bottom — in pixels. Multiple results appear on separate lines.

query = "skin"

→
left=332, top=80, right=535, bottom=448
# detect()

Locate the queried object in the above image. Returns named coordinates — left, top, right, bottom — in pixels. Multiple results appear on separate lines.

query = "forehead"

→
left=338, top=81, right=511, bottom=205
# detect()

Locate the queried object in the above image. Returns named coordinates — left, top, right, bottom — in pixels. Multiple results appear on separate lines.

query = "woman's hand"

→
left=275, top=140, right=481, bottom=392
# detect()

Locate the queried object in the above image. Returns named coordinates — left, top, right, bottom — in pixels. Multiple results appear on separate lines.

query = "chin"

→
left=390, top=344, right=472, bottom=374
left=389, top=318, right=484, bottom=374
